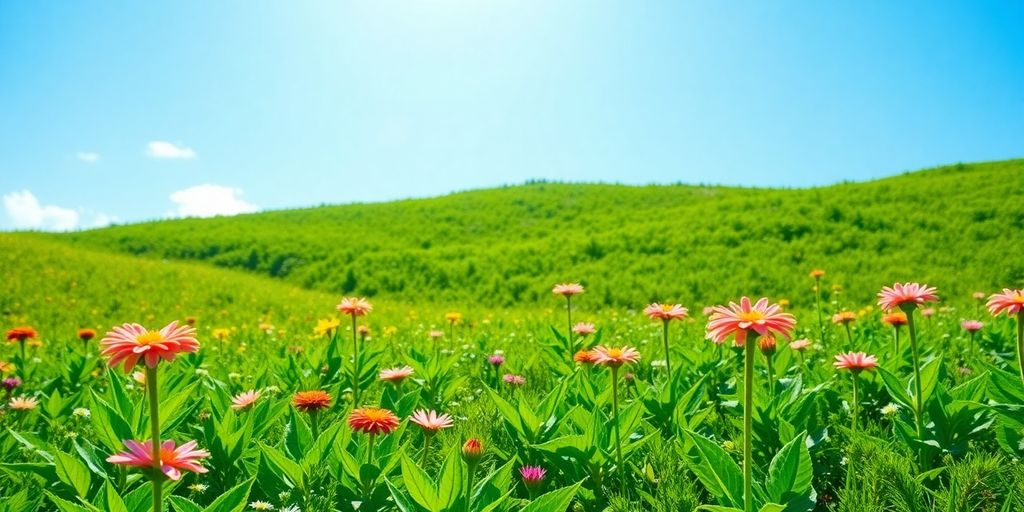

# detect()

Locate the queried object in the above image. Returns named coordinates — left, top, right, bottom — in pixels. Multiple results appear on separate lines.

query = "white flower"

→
left=72, top=407, right=91, bottom=418
left=188, top=483, right=208, bottom=493
left=281, top=506, right=301, bottom=512
left=881, top=403, right=900, bottom=416
left=249, top=501, right=274, bottom=510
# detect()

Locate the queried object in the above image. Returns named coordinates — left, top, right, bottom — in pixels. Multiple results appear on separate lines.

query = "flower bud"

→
left=462, top=438, right=483, bottom=465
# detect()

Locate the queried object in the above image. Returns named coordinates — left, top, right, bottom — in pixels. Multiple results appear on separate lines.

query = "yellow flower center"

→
left=660, top=305, right=673, bottom=312
left=362, top=409, right=391, bottom=421
left=606, top=348, right=623, bottom=359
left=1013, top=294, right=1024, bottom=304
left=136, top=331, right=165, bottom=345
left=739, top=311, right=764, bottom=322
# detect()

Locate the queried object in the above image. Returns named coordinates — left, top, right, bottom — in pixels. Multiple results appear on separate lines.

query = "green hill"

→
left=26, top=159, right=1024, bottom=310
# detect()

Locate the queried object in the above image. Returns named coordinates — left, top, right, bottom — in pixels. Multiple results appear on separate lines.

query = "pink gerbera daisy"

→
left=833, top=352, right=878, bottom=373
left=231, top=390, right=261, bottom=411
left=789, top=338, right=812, bottom=351
left=572, top=322, right=596, bottom=336
left=380, top=366, right=414, bottom=384
left=591, top=346, right=641, bottom=368
left=100, top=321, right=199, bottom=372
left=336, top=297, right=373, bottom=317
left=705, top=297, right=796, bottom=346
left=961, top=320, right=983, bottom=333
left=552, top=283, right=584, bottom=296
left=106, top=439, right=209, bottom=481
left=877, top=283, right=938, bottom=311
left=987, top=289, right=1024, bottom=317
left=643, top=303, right=689, bottom=321
left=409, top=409, right=454, bottom=433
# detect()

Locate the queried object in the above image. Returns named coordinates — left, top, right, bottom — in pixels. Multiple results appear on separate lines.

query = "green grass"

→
left=29, top=159, right=1024, bottom=310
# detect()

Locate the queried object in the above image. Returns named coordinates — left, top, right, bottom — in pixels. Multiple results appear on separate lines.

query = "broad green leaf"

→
left=520, top=481, right=581, bottom=512
left=102, top=482, right=130, bottom=512
left=45, top=493, right=95, bottom=512
left=684, top=430, right=743, bottom=508
left=167, top=496, right=202, bottom=512
left=400, top=453, right=440, bottom=512
left=54, top=448, right=91, bottom=498
left=202, top=478, right=254, bottom=512
left=877, top=367, right=913, bottom=409
left=260, top=443, right=304, bottom=490
left=436, top=447, right=464, bottom=509
left=766, top=432, right=813, bottom=503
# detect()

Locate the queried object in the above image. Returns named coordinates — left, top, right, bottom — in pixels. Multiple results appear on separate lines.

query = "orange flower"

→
left=5, top=326, right=37, bottom=343
left=809, top=269, right=825, bottom=279
left=100, top=322, right=199, bottom=372
left=573, top=349, right=598, bottom=365
left=643, top=303, right=689, bottom=321
left=552, top=283, right=584, bottom=297
left=78, top=328, right=97, bottom=341
left=292, top=390, right=332, bottom=412
left=337, top=297, right=373, bottom=317
left=348, top=407, right=400, bottom=435
left=831, top=311, right=856, bottom=325
left=882, top=311, right=908, bottom=327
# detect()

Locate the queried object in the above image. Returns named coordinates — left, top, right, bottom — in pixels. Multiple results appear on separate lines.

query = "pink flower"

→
left=409, top=409, right=454, bottom=433
left=789, top=339, right=812, bottom=351
left=100, top=322, right=199, bottom=372
left=644, top=303, right=689, bottom=321
left=503, top=374, right=526, bottom=386
left=921, top=308, right=935, bottom=318
left=9, top=396, right=38, bottom=411
left=552, top=283, right=584, bottom=297
left=705, top=297, right=796, bottom=346
left=572, top=322, right=596, bottom=337
left=336, top=297, right=373, bottom=317
left=987, top=289, right=1024, bottom=317
left=231, top=390, right=261, bottom=411
left=488, top=354, right=505, bottom=366
left=831, top=311, right=856, bottom=325
left=428, top=330, right=444, bottom=339
left=591, top=346, right=641, bottom=368
left=973, top=292, right=986, bottom=301
left=106, top=439, right=209, bottom=481
left=833, top=352, right=878, bottom=373
left=961, top=320, right=983, bottom=333
left=519, top=465, right=547, bottom=488
left=877, top=283, right=938, bottom=311
left=380, top=366, right=414, bottom=384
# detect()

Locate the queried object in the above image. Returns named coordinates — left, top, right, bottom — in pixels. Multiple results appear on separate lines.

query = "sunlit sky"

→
left=2, top=1, right=1022, bottom=230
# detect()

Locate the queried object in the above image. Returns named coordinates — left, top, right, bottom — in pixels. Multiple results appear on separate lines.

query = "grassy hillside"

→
left=38, top=159, right=1024, bottom=310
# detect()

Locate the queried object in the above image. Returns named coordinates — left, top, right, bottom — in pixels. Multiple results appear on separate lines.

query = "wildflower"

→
left=503, top=374, right=526, bottom=386
left=921, top=308, right=935, bottom=318
left=258, top=322, right=274, bottom=334
left=292, top=390, right=331, bottom=412
left=520, top=465, right=547, bottom=492
left=880, top=403, right=900, bottom=416
left=356, top=325, right=371, bottom=337
left=623, top=372, right=635, bottom=382
left=188, top=483, right=208, bottom=493
left=0, top=361, right=14, bottom=374
left=572, top=322, right=596, bottom=337
left=789, top=339, right=811, bottom=351
left=249, top=502, right=274, bottom=510
left=552, top=283, right=584, bottom=296
left=9, top=396, right=39, bottom=410
left=462, top=438, right=483, bottom=464
left=882, top=312, right=908, bottom=327
left=383, top=326, right=398, bottom=336
left=832, top=311, right=856, bottom=325
left=445, top=312, right=463, bottom=324
left=379, top=366, right=414, bottom=384
left=348, top=407, right=400, bottom=435
left=487, top=354, right=505, bottom=367
left=78, top=328, right=97, bottom=341
left=231, top=390, right=261, bottom=411
left=833, top=352, right=878, bottom=373
left=643, top=303, right=689, bottom=321
left=705, top=297, right=796, bottom=346
left=758, top=335, right=776, bottom=357
left=73, top=407, right=91, bottom=418
left=592, top=346, right=642, bottom=368
left=573, top=350, right=598, bottom=365
left=809, top=269, right=825, bottom=279
left=106, top=439, right=209, bottom=480
left=212, top=328, right=231, bottom=341
left=336, top=297, right=373, bottom=317
left=5, top=326, right=37, bottom=342
left=100, top=321, right=199, bottom=372
left=961, top=320, right=983, bottom=333
left=428, top=329, right=444, bottom=339
left=877, top=283, right=939, bottom=311
left=987, top=289, right=1024, bottom=317
left=313, top=318, right=340, bottom=337
left=778, top=299, right=790, bottom=308
left=409, top=409, right=454, bottom=433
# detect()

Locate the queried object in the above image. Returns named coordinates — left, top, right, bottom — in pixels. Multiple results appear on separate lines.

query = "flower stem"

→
left=464, top=462, right=475, bottom=512
left=766, top=354, right=776, bottom=418
left=743, top=333, right=757, bottom=512
left=351, top=314, right=360, bottom=406
left=848, top=373, right=860, bottom=493
left=1016, top=314, right=1024, bottom=387
left=814, top=278, right=824, bottom=343
left=566, top=296, right=574, bottom=359
left=844, top=324, right=853, bottom=349
left=145, top=365, right=162, bottom=512
left=366, top=434, right=376, bottom=466
left=904, top=309, right=926, bottom=467
left=611, top=366, right=625, bottom=497
left=662, top=320, right=673, bottom=396
left=420, top=434, right=432, bottom=467
left=310, top=410, right=320, bottom=440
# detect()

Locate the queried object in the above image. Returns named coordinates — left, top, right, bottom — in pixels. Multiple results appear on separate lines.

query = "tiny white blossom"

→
left=72, top=407, right=91, bottom=418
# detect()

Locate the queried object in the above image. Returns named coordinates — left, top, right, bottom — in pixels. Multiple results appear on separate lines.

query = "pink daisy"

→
left=961, top=320, right=983, bottom=333
left=336, top=297, right=373, bottom=317
left=833, top=352, right=878, bottom=373
left=503, top=374, right=526, bottom=386
left=789, top=338, right=812, bottom=351
left=107, top=439, right=209, bottom=481
left=231, top=390, right=261, bottom=411
left=409, top=409, right=454, bottom=433
left=552, top=283, right=584, bottom=297
left=643, top=303, right=689, bottom=321
left=705, top=297, right=796, bottom=346
left=987, top=289, right=1024, bottom=317
left=877, top=283, right=938, bottom=311
left=572, top=322, right=596, bottom=336
left=380, top=366, right=414, bottom=384
left=591, top=346, right=641, bottom=368
left=100, top=321, right=199, bottom=372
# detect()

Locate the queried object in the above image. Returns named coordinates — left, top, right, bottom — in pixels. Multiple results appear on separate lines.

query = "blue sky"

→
left=1, top=1, right=1022, bottom=230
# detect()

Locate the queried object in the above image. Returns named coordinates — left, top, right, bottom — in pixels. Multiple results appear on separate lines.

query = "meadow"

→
left=2, top=160, right=1024, bottom=511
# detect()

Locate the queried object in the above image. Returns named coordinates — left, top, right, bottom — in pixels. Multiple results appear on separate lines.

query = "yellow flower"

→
left=445, top=312, right=463, bottom=324
left=0, top=361, right=15, bottom=374
left=383, top=326, right=398, bottom=337
left=314, top=318, right=340, bottom=337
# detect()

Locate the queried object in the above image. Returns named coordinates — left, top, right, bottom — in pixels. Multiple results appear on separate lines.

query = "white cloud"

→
left=146, top=141, right=197, bottom=159
left=169, top=184, right=258, bottom=218
left=76, top=151, right=100, bottom=163
left=2, top=190, right=80, bottom=231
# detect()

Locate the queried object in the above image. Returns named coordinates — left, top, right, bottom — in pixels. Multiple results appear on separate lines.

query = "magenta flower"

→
left=503, top=374, right=526, bottom=386
left=519, top=465, right=546, bottom=488
left=488, top=354, right=505, bottom=366
left=107, top=439, right=209, bottom=481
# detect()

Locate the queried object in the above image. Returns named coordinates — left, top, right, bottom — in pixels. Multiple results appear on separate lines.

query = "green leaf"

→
left=167, top=496, right=203, bottom=512
left=54, top=448, right=91, bottom=498
left=44, top=493, right=95, bottom=512
left=520, top=481, right=581, bottom=512
left=877, top=367, right=913, bottom=409
left=436, top=447, right=464, bottom=509
left=102, top=482, right=130, bottom=512
left=202, top=478, right=254, bottom=512
left=684, top=430, right=743, bottom=508
left=259, top=443, right=304, bottom=490
left=697, top=507, right=743, bottom=512
left=759, top=504, right=787, bottom=512
left=400, top=453, right=440, bottom=512
left=916, top=356, right=943, bottom=406
left=766, top=432, right=813, bottom=503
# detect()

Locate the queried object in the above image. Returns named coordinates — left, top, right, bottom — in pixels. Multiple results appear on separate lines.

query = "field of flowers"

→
left=3, top=264, right=1024, bottom=511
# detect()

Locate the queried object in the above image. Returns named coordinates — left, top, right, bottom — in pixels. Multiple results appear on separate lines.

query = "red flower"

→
left=292, top=390, right=332, bottom=412
left=349, top=407, right=400, bottom=435
left=5, top=326, right=37, bottom=343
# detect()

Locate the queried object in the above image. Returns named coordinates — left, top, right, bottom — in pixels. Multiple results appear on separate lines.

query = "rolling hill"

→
left=16, top=159, right=1024, bottom=312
